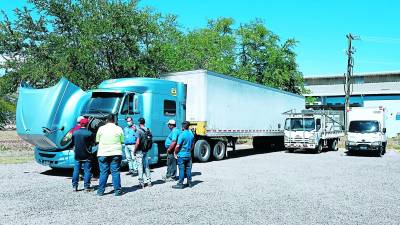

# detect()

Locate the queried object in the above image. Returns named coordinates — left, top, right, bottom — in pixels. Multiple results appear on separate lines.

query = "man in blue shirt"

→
left=123, top=117, right=137, bottom=176
left=172, top=121, right=194, bottom=189
left=163, top=119, right=180, bottom=182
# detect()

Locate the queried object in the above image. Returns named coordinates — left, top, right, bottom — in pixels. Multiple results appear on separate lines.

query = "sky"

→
left=1, top=0, right=400, bottom=77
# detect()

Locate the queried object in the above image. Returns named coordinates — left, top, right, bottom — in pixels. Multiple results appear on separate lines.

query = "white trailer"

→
left=284, top=110, right=345, bottom=153
left=162, top=70, right=305, bottom=162
left=346, top=106, right=387, bottom=156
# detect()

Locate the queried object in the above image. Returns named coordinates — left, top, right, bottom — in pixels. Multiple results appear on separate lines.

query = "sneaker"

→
left=138, top=183, right=145, bottom=189
left=84, top=187, right=93, bottom=192
left=172, top=183, right=184, bottom=189
left=72, top=187, right=78, bottom=192
left=132, top=170, right=138, bottom=176
left=96, top=191, right=104, bottom=196
left=186, top=182, right=192, bottom=188
left=126, top=171, right=133, bottom=175
left=147, top=182, right=152, bottom=187
left=114, top=190, right=124, bottom=196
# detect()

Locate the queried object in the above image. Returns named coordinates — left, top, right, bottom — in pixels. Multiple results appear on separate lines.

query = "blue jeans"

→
left=124, top=145, right=137, bottom=172
left=135, top=151, right=151, bottom=184
left=97, top=155, right=122, bottom=194
left=178, top=157, right=192, bottom=184
left=166, top=153, right=177, bottom=178
left=72, top=160, right=92, bottom=188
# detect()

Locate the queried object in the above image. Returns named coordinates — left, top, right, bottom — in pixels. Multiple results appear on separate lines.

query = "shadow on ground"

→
left=345, top=151, right=382, bottom=157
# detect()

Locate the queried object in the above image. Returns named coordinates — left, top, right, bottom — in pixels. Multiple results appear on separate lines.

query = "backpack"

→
left=139, top=127, right=153, bottom=151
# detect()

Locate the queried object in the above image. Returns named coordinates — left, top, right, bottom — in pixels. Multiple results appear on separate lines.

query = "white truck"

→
left=284, top=110, right=344, bottom=153
left=346, top=106, right=387, bottom=156
left=162, top=70, right=305, bottom=161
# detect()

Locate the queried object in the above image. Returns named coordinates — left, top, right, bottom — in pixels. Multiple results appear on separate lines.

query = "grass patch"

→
left=388, top=137, right=400, bottom=152
left=0, top=155, right=33, bottom=164
left=0, top=144, right=9, bottom=151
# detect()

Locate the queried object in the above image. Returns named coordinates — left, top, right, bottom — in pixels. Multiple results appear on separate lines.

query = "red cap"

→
left=79, top=118, right=89, bottom=126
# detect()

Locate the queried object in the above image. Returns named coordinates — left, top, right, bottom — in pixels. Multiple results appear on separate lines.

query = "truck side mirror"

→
left=383, top=128, right=386, bottom=133
left=133, top=95, right=140, bottom=114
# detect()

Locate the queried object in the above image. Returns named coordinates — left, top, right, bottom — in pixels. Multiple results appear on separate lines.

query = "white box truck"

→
left=162, top=70, right=305, bottom=161
left=346, top=106, right=387, bottom=156
left=284, top=110, right=345, bottom=153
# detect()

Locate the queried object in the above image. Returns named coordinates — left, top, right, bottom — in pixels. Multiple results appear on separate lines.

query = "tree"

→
left=0, top=0, right=305, bottom=96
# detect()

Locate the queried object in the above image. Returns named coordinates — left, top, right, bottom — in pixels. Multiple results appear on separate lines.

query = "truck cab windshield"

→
left=82, top=92, right=123, bottom=114
left=348, top=120, right=379, bottom=133
left=285, top=118, right=315, bottom=131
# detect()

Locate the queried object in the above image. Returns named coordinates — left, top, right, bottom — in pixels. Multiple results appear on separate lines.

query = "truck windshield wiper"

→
left=88, top=109, right=108, bottom=117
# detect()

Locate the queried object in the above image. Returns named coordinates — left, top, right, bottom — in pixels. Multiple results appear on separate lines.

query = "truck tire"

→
left=382, top=143, right=387, bottom=155
left=314, top=142, right=323, bottom=154
left=376, top=148, right=383, bottom=157
left=329, top=140, right=338, bottom=151
left=288, top=148, right=294, bottom=153
left=194, top=140, right=211, bottom=162
left=213, top=141, right=226, bottom=160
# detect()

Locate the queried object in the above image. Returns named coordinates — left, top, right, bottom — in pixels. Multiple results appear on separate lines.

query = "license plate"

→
left=42, top=160, right=51, bottom=165
left=359, top=146, right=368, bottom=150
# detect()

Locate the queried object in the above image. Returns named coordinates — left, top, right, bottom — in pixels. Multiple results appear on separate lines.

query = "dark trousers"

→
left=97, top=155, right=122, bottom=194
left=166, top=153, right=177, bottom=178
left=178, top=156, right=192, bottom=184
left=72, top=160, right=92, bottom=188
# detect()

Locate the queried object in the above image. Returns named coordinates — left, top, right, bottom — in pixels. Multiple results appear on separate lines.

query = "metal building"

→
left=304, top=71, right=400, bottom=137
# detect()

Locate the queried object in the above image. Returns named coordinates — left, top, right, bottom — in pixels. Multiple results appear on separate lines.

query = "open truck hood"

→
left=16, top=78, right=90, bottom=150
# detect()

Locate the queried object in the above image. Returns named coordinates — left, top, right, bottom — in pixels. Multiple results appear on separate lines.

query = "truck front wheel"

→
left=329, top=140, right=338, bottom=151
left=314, top=142, right=323, bottom=154
left=194, top=140, right=211, bottom=162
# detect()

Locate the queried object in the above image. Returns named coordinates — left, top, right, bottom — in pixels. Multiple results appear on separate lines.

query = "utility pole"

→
left=344, top=33, right=360, bottom=135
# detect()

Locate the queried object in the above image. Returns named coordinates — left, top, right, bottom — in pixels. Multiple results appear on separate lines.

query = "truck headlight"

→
left=60, top=129, right=73, bottom=146
left=347, top=141, right=356, bottom=146
left=371, top=141, right=381, bottom=146
left=284, top=135, right=289, bottom=142
left=308, top=135, right=315, bottom=143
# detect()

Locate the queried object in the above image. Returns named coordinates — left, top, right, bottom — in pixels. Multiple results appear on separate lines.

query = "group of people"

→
left=71, top=114, right=194, bottom=196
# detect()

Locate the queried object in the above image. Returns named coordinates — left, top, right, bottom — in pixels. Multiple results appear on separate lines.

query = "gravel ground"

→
left=0, top=147, right=400, bottom=225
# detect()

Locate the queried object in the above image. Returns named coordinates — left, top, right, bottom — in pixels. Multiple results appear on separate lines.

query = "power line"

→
left=361, top=35, right=400, bottom=44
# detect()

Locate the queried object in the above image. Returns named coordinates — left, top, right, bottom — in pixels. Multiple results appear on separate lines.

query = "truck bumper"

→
left=346, top=144, right=381, bottom=151
left=34, top=148, right=75, bottom=169
left=285, top=143, right=316, bottom=149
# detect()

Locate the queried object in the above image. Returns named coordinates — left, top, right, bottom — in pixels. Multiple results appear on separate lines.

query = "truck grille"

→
left=38, top=153, right=56, bottom=158
left=288, top=138, right=309, bottom=142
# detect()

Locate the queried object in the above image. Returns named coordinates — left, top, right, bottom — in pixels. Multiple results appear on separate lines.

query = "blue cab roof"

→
left=98, top=77, right=178, bottom=94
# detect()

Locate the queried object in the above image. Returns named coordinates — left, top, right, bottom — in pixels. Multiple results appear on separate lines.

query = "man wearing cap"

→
left=71, top=117, right=94, bottom=192
left=71, top=116, right=85, bottom=134
left=163, top=119, right=180, bottom=182
left=172, top=121, right=195, bottom=189
left=123, top=117, right=138, bottom=176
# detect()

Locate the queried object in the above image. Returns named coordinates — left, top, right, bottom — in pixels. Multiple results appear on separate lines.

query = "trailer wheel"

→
left=329, top=140, right=338, bottom=151
left=194, top=140, right=211, bottom=162
left=213, top=141, right=226, bottom=160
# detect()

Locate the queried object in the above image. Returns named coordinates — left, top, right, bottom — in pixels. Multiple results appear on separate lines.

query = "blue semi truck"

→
left=16, top=70, right=304, bottom=169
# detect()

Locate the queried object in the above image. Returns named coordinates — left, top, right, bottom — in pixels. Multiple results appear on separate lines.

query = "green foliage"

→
left=0, top=0, right=305, bottom=95
left=305, top=96, right=317, bottom=105
left=0, top=97, right=16, bottom=129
